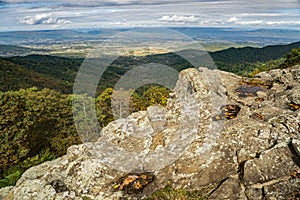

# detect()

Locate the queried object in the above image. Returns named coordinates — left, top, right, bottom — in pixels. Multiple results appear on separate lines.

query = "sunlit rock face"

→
left=1, top=66, right=300, bottom=200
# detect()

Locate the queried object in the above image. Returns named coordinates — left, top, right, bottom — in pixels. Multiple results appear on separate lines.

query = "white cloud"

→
left=235, top=20, right=264, bottom=25
left=1, top=0, right=300, bottom=30
left=266, top=20, right=300, bottom=25
left=1, top=0, right=223, bottom=6
left=238, top=13, right=282, bottom=17
left=159, top=15, right=198, bottom=23
left=108, top=19, right=127, bottom=25
left=232, top=20, right=300, bottom=26
left=228, top=17, right=238, bottom=23
left=18, top=13, right=71, bottom=25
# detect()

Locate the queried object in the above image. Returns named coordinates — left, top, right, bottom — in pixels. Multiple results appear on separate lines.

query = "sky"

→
left=0, top=0, right=300, bottom=31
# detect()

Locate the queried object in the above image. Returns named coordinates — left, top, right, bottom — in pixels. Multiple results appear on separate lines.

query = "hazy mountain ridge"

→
left=1, top=28, right=300, bottom=57
left=210, top=41, right=300, bottom=64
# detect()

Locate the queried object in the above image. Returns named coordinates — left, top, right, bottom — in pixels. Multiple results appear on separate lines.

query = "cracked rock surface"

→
left=1, top=66, right=300, bottom=200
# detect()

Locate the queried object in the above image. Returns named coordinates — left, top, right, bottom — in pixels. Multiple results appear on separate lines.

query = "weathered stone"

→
left=2, top=66, right=300, bottom=199
left=208, top=176, right=247, bottom=200
left=243, top=143, right=299, bottom=186
left=14, top=179, right=56, bottom=200
left=256, top=91, right=267, bottom=99
left=245, top=186, right=263, bottom=200
left=0, top=186, right=13, bottom=200
left=264, top=178, right=300, bottom=200
left=292, top=139, right=300, bottom=157
left=287, top=85, right=300, bottom=105
left=291, top=65, right=300, bottom=82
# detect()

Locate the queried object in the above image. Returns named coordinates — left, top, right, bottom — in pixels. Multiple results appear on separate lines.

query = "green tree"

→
left=96, top=88, right=115, bottom=127
left=0, top=87, right=81, bottom=187
left=132, top=85, right=170, bottom=111
left=95, top=86, right=171, bottom=128
left=280, top=48, right=300, bottom=68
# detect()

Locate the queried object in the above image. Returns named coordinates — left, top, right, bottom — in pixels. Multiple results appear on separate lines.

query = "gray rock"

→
left=243, top=143, right=298, bottom=186
left=264, top=178, right=300, bottom=200
left=292, top=139, right=300, bottom=157
left=0, top=186, right=13, bottom=200
left=245, top=186, right=263, bottom=200
left=287, top=85, right=300, bottom=105
left=208, top=176, right=247, bottom=200
left=2, top=66, right=300, bottom=199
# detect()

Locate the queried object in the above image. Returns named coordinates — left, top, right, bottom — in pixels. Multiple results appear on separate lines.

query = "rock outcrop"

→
left=1, top=66, right=300, bottom=200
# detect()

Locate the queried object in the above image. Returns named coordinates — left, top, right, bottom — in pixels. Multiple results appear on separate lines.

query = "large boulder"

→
left=1, top=66, right=299, bottom=200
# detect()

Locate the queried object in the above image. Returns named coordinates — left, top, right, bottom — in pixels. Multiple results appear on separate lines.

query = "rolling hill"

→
left=1, top=41, right=299, bottom=93
left=210, top=41, right=300, bottom=64
left=0, top=57, right=79, bottom=93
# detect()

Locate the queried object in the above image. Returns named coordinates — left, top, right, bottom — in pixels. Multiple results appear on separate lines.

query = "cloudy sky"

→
left=0, top=0, right=300, bottom=31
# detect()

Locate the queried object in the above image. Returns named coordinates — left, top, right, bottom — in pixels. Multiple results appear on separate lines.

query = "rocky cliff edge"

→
left=1, top=66, right=300, bottom=200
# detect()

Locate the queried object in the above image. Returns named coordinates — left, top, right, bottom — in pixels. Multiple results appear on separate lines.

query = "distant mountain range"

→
left=1, top=28, right=300, bottom=54
left=1, top=40, right=299, bottom=94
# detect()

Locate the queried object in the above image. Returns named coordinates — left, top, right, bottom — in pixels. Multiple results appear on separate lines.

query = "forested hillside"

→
left=0, top=58, right=74, bottom=93
left=0, top=55, right=83, bottom=93
left=0, top=88, right=80, bottom=187
left=210, top=41, right=300, bottom=64
left=210, top=41, right=300, bottom=76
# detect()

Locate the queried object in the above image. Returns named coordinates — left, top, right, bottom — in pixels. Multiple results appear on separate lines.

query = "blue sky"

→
left=0, top=0, right=300, bottom=31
